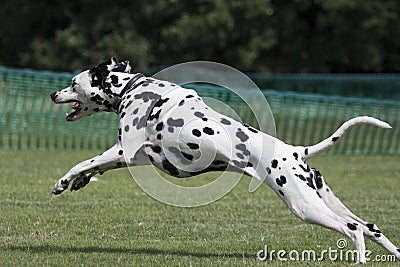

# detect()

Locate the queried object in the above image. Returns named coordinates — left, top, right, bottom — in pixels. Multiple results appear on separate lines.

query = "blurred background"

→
left=1, top=0, right=400, bottom=73
left=0, top=0, right=399, bottom=153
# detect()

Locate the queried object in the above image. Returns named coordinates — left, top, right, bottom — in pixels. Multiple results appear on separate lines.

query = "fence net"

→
left=1, top=66, right=399, bottom=154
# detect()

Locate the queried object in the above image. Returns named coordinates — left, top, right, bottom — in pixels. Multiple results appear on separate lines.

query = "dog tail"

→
left=300, top=116, right=392, bottom=160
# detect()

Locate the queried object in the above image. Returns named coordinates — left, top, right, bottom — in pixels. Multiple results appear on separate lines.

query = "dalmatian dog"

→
left=50, top=58, right=399, bottom=263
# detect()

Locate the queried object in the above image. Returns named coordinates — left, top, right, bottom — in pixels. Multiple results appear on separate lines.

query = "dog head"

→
left=50, top=57, right=134, bottom=121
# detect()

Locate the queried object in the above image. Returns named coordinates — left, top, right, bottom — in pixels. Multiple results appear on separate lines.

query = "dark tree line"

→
left=1, top=0, right=400, bottom=72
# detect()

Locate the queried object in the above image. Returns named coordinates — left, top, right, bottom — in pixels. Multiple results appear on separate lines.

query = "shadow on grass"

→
left=7, top=244, right=255, bottom=259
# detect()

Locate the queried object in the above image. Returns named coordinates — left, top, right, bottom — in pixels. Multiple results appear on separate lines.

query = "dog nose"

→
left=50, top=92, right=57, bottom=102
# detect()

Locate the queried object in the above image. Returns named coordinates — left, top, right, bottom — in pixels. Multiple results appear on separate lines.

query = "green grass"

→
left=0, top=150, right=399, bottom=266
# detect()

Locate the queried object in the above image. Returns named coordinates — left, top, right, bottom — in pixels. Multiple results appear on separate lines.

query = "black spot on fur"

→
left=151, top=145, right=162, bottom=153
left=168, top=147, right=194, bottom=164
left=194, top=111, right=204, bottom=118
left=235, top=144, right=250, bottom=156
left=186, top=95, right=194, bottom=98
left=347, top=223, right=357, bottom=231
left=203, top=127, right=214, bottom=135
left=276, top=175, right=287, bottom=187
left=279, top=190, right=284, bottom=196
left=233, top=160, right=247, bottom=168
left=242, top=123, right=258, bottom=133
left=271, top=159, right=278, bottom=168
left=167, top=118, right=184, bottom=128
left=306, top=177, right=315, bottom=189
left=183, top=153, right=194, bottom=161
left=296, top=174, right=306, bottom=181
left=305, top=148, right=309, bottom=155
left=134, top=91, right=160, bottom=103
left=156, top=122, right=164, bottom=131
left=132, top=117, right=139, bottom=126
left=192, top=129, right=201, bottom=137
left=157, top=134, right=162, bottom=140
left=212, top=160, right=225, bottom=165
left=366, top=223, right=376, bottom=232
left=148, top=109, right=161, bottom=121
left=187, top=143, right=199, bottom=149
left=221, top=118, right=231, bottom=125
left=179, top=99, right=185, bottom=106
left=374, top=233, right=381, bottom=238
left=124, top=125, right=130, bottom=132
left=154, top=97, right=169, bottom=108
left=332, top=136, right=339, bottom=142
left=293, top=152, right=299, bottom=160
left=299, top=164, right=311, bottom=172
left=118, top=150, right=123, bottom=155
left=314, top=170, right=323, bottom=189
left=266, top=167, right=271, bottom=174
left=236, top=128, right=249, bottom=142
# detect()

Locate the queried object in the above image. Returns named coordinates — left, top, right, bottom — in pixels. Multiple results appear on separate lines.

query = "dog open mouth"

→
left=66, top=101, right=84, bottom=121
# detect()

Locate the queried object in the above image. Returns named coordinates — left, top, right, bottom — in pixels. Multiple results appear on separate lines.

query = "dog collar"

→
left=119, top=73, right=146, bottom=97
left=112, top=73, right=146, bottom=112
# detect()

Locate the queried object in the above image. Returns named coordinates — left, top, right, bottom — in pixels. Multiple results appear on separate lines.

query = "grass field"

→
left=0, top=150, right=399, bottom=266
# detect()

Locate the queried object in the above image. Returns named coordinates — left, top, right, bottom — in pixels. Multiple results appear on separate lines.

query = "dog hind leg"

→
left=315, top=171, right=400, bottom=261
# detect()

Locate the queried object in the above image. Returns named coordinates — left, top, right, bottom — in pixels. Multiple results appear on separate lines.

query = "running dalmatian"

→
left=50, top=58, right=399, bottom=263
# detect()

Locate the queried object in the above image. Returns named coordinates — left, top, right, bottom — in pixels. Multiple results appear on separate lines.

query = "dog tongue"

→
left=71, top=102, right=80, bottom=110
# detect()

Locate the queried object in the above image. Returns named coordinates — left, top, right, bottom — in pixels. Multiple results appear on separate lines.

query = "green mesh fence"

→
left=248, top=73, right=400, bottom=100
left=1, top=66, right=399, bottom=154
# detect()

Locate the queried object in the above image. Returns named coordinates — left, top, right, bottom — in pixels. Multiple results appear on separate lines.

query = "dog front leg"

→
left=52, top=144, right=125, bottom=195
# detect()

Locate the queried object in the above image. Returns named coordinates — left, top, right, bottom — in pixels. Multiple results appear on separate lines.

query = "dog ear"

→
left=89, top=58, right=116, bottom=87
left=88, top=57, right=133, bottom=87
left=91, top=57, right=119, bottom=72
left=112, top=60, right=135, bottom=74
left=110, top=57, right=118, bottom=65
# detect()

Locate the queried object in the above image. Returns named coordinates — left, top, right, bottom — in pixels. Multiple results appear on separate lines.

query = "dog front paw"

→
left=52, top=178, right=70, bottom=195
left=70, top=174, right=91, bottom=191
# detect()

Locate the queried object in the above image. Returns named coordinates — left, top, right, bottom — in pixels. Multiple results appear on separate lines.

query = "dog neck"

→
left=108, top=73, right=146, bottom=112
